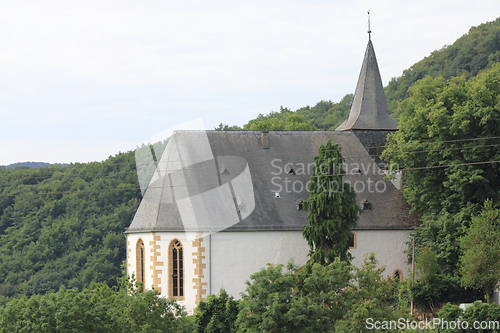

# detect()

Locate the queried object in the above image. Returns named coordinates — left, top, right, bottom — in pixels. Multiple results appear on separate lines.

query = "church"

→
left=125, top=34, right=418, bottom=313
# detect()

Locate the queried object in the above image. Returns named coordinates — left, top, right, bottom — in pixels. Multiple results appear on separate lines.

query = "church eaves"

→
left=336, top=38, right=399, bottom=131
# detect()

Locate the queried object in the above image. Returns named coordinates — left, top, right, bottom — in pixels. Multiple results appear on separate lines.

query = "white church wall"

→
left=209, top=229, right=412, bottom=298
left=350, top=229, right=411, bottom=280
left=209, top=231, right=310, bottom=299
left=126, top=228, right=411, bottom=313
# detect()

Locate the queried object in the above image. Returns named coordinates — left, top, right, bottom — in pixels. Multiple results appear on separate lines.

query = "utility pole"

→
left=411, top=237, right=415, bottom=316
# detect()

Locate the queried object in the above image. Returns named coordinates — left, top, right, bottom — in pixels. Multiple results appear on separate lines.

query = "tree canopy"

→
left=195, top=288, right=238, bottom=333
left=241, top=107, right=317, bottom=131
left=460, top=200, right=500, bottom=303
left=0, top=281, right=194, bottom=332
left=236, top=254, right=401, bottom=332
left=382, top=63, right=500, bottom=271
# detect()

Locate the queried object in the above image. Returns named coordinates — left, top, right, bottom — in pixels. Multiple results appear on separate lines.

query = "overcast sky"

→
left=1, top=0, right=499, bottom=165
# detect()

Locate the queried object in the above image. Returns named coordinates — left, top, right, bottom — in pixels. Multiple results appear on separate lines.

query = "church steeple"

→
left=336, top=34, right=399, bottom=131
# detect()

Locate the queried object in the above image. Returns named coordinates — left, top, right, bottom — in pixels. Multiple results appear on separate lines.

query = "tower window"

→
left=170, top=239, right=184, bottom=297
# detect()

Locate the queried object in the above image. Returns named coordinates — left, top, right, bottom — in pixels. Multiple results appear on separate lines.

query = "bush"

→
left=437, top=301, right=500, bottom=333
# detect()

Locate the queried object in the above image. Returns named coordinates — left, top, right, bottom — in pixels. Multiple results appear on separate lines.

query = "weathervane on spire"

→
left=367, top=10, right=372, bottom=40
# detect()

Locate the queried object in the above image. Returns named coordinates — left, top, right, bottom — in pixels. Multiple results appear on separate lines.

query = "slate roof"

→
left=126, top=131, right=416, bottom=233
left=336, top=39, right=399, bottom=131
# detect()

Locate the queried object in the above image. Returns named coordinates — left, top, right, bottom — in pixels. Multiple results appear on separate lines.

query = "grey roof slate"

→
left=336, top=39, right=399, bottom=131
left=127, top=131, right=416, bottom=233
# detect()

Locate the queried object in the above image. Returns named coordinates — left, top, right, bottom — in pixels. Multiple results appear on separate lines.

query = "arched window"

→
left=393, top=269, right=403, bottom=282
left=136, top=239, right=145, bottom=284
left=170, top=239, right=184, bottom=297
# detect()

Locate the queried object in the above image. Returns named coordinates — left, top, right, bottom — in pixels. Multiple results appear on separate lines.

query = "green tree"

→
left=235, top=254, right=400, bottom=332
left=382, top=64, right=500, bottom=272
left=409, top=247, right=482, bottom=314
left=0, top=281, right=192, bottom=333
left=236, top=261, right=299, bottom=332
left=244, top=112, right=316, bottom=131
left=195, top=288, right=238, bottom=333
left=213, top=123, right=242, bottom=131
left=336, top=254, right=400, bottom=332
left=296, top=95, right=353, bottom=130
left=460, top=200, right=500, bottom=304
left=303, top=140, right=359, bottom=264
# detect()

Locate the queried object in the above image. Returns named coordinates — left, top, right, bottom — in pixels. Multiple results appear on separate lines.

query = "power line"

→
left=3, top=134, right=499, bottom=174
left=1, top=158, right=499, bottom=199
left=2, top=140, right=499, bottom=182
left=400, top=159, right=500, bottom=171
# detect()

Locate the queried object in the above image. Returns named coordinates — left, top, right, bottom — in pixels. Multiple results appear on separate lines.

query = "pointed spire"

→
left=336, top=36, right=399, bottom=131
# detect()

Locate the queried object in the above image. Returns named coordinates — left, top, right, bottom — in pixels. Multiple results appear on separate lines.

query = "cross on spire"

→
left=367, top=10, right=372, bottom=39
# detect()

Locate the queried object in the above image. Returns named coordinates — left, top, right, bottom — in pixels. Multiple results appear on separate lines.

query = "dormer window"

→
left=361, top=199, right=372, bottom=210
left=285, top=165, right=295, bottom=175
left=296, top=199, right=304, bottom=211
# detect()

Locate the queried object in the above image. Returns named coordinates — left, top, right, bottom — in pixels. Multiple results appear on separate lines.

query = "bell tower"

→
left=336, top=13, right=399, bottom=166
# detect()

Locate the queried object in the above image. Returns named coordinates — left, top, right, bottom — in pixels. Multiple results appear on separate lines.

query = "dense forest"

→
left=0, top=152, right=141, bottom=304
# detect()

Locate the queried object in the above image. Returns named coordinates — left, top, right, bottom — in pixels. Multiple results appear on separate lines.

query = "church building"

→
left=125, top=35, right=417, bottom=313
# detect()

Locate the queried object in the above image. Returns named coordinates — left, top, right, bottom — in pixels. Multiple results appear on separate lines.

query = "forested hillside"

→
left=0, top=151, right=141, bottom=304
left=218, top=17, right=500, bottom=131
left=385, top=17, right=500, bottom=119
left=215, top=94, right=353, bottom=131
left=1, top=162, right=69, bottom=170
